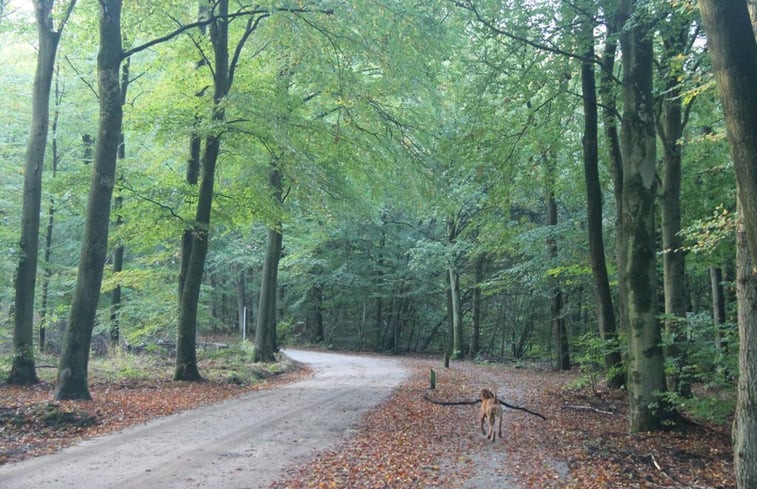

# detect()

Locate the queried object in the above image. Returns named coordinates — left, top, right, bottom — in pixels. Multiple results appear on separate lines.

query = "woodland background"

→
left=0, top=0, right=755, bottom=486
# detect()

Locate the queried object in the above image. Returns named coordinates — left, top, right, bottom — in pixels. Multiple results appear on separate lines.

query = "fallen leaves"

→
left=0, top=360, right=307, bottom=465
left=1, top=354, right=736, bottom=489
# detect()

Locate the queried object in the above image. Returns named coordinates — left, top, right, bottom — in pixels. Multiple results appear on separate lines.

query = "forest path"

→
left=0, top=349, right=409, bottom=489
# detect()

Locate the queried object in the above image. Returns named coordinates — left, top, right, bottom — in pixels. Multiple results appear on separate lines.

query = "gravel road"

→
left=0, top=349, right=409, bottom=489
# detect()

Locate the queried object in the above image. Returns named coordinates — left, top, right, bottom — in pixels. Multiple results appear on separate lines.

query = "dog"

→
left=479, top=388, right=503, bottom=441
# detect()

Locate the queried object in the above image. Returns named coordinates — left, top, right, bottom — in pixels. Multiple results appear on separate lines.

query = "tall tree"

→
left=253, top=163, right=283, bottom=363
left=656, top=8, right=694, bottom=397
left=55, top=0, right=122, bottom=400
left=9, top=0, right=76, bottom=385
left=39, top=66, right=64, bottom=352
left=617, top=0, right=673, bottom=432
left=578, top=6, right=623, bottom=388
left=446, top=217, right=464, bottom=359
left=109, top=56, right=130, bottom=348
left=698, top=2, right=757, bottom=486
left=175, top=0, right=232, bottom=380
left=254, top=60, right=294, bottom=363
left=546, top=154, right=569, bottom=370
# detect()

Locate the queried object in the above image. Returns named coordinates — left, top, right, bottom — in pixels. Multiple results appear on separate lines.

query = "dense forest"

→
left=1, top=1, right=756, bottom=486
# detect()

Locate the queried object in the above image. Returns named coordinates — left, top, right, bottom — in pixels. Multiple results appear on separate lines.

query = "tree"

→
left=698, top=1, right=757, bottom=485
left=656, top=6, right=695, bottom=397
left=617, top=0, right=673, bottom=432
left=546, top=154, right=569, bottom=370
left=109, top=56, right=130, bottom=348
left=55, top=0, right=122, bottom=400
left=9, top=0, right=76, bottom=385
left=578, top=6, right=623, bottom=387
left=253, top=169, right=283, bottom=363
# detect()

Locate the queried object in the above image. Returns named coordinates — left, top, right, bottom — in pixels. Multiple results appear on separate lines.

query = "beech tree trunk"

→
left=175, top=0, right=229, bottom=380
left=55, top=0, right=122, bottom=400
left=254, top=214, right=282, bottom=362
left=547, top=159, right=569, bottom=371
left=617, top=0, right=672, bottom=432
left=658, top=13, right=691, bottom=397
left=307, top=284, right=324, bottom=343
left=710, top=267, right=727, bottom=354
left=735, top=207, right=757, bottom=489
left=469, top=254, right=484, bottom=356
left=39, top=67, right=64, bottom=353
left=580, top=14, right=623, bottom=388
left=9, top=0, right=73, bottom=385
left=698, top=2, right=757, bottom=486
left=447, top=218, right=464, bottom=359
left=110, top=57, right=129, bottom=349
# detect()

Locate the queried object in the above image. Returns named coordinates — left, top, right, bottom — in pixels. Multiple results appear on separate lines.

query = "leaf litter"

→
left=1, top=355, right=735, bottom=488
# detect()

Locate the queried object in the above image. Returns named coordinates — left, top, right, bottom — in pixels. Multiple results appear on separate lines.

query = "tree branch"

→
left=423, top=393, right=547, bottom=419
left=122, top=6, right=334, bottom=60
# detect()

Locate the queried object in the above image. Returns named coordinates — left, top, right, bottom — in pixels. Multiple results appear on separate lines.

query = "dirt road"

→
left=0, top=349, right=409, bottom=489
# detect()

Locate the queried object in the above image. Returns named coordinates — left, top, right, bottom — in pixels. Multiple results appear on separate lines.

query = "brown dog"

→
left=479, top=388, right=503, bottom=441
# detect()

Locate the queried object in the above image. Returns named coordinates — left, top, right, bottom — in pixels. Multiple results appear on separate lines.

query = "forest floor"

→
left=0, top=348, right=735, bottom=488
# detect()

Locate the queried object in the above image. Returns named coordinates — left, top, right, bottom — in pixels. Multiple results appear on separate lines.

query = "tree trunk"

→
left=40, top=66, right=64, bottom=353
left=110, top=57, right=129, bottom=349
left=699, top=1, right=757, bottom=270
left=580, top=14, right=623, bottom=387
left=547, top=158, right=569, bottom=371
left=253, top=159, right=283, bottom=363
left=254, top=225, right=282, bottom=363
left=447, top=218, right=464, bottom=359
left=710, top=266, right=727, bottom=354
left=55, top=0, right=122, bottom=400
left=175, top=0, right=229, bottom=380
left=177, top=2, right=205, bottom=338
left=469, top=254, right=484, bottom=356
left=699, top=3, right=757, bottom=486
left=236, top=268, right=246, bottom=335
left=307, top=284, right=324, bottom=343
left=618, top=0, right=672, bottom=432
left=9, top=0, right=68, bottom=385
left=735, top=206, right=757, bottom=489
left=175, top=131, right=221, bottom=380
left=658, top=12, right=691, bottom=398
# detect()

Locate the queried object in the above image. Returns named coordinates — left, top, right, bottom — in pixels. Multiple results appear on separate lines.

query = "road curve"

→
left=0, top=349, right=409, bottom=489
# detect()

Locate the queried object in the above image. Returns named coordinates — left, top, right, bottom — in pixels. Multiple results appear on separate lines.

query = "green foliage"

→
left=572, top=332, right=624, bottom=392
left=659, top=312, right=737, bottom=424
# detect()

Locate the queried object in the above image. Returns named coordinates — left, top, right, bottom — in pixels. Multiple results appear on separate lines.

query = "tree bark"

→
left=699, top=1, right=757, bottom=269
left=175, top=0, right=230, bottom=380
left=617, top=0, right=672, bottom=432
left=447, top=218, right=464, bottom=359
left=236, top=268, right=247, bottom=335
left=546, top=155, right=569, bottom=371
left=307, top=284, right=324, bottom=343
left=469, top=254, right=484, bottom=356
left=10, top=0, right=70, bottom=385
left=39, top=66, right=64, bottom=353
left=710, top=267, right=727, bottom=354
left=698, top=3, right=757, bottom=486
left=55, top=0, right=121, bottom=400
left=253, top=219, right=282, bottom=362
left=175, top=129, right=221, bottom=380
left=110, top=57, right=129, bottom=349
left=735, top=205, right=757, bottom=489
left=658, top=11, right=692, bottom=397
left=580, top=13, right=623, bottom=388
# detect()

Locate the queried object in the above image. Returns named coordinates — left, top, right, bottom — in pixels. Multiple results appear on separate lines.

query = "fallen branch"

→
left=498, top=399, right=547, bottom=420
left=650, top=453, right=690, bottom=488
left=562, top=404, right=615, bottom=415
left=423, top=393, right=547, bottom=420
left=423, top=393, right=478, bottom=406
